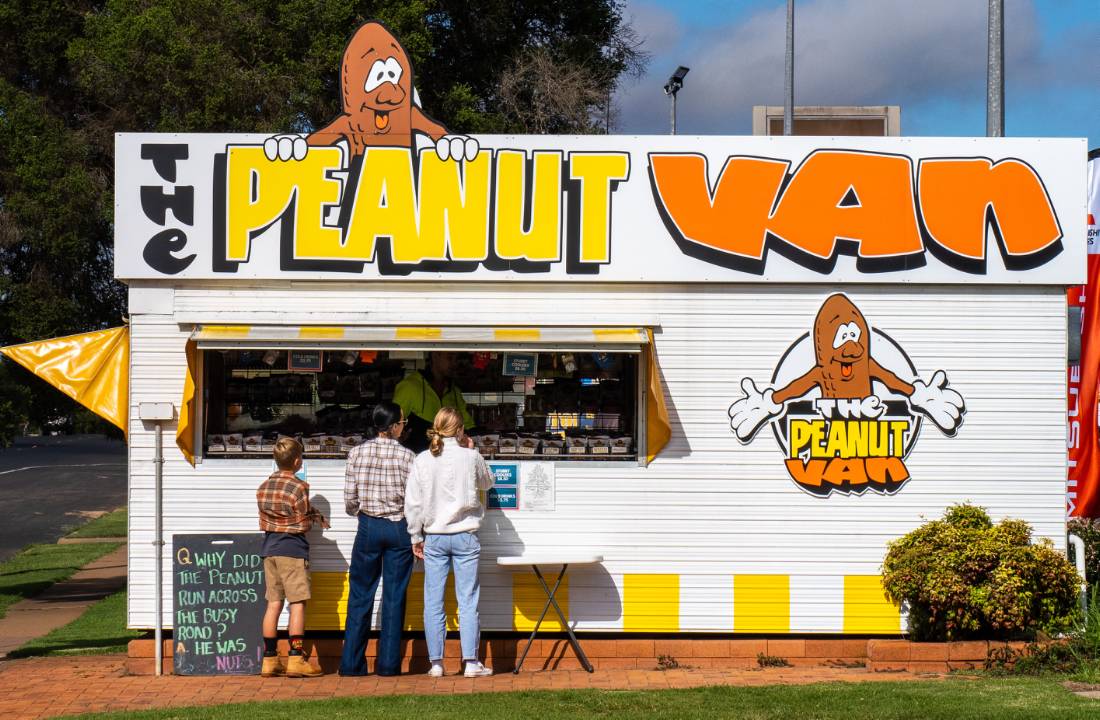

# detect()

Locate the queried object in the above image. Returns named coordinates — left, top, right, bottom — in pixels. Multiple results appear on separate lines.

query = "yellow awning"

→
left=191, top=325, right=649, bottom=350
left=177, top=339, right=198, bottom=465
left=0, top=326, right=130, bottom=436
left=646, top=329, right=671, bottom=463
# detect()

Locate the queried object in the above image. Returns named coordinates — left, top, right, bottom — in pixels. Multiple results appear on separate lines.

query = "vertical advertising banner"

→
left=1069, top=155, right=1100, bottom=518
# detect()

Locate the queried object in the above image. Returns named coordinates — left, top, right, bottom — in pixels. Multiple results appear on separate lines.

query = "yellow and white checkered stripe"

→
left=304, top=572, right=902, bottom=634
left=193, top=325, right=648, bottom=347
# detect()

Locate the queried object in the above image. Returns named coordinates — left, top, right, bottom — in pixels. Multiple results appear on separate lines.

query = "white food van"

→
left=116, top=130, right=1085, bottom=636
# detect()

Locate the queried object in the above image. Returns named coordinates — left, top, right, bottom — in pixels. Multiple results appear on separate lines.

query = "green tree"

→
left=0, top=360, right=33, bottom=446
left=1, top=0, right=644, bottom=434
left=419, top=0, right=645, bottom=132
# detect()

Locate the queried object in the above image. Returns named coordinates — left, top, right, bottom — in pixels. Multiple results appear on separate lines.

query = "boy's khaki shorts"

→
left=263, top=557, right=311, bottom=603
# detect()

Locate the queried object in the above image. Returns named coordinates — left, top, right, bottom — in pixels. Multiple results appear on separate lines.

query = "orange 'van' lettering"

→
left=864, top=457, right=910, bottom=484
left=649, top=150, right=1063, bottom=274
left=786, top=459, right=827, bottom=487
left=786, top=456, right=910, bottom=491
left=768, top=151, right=922, bottom=259
left=918, top=158, right=1062, bottom=261
left=649, top=154, right=787, bottom=259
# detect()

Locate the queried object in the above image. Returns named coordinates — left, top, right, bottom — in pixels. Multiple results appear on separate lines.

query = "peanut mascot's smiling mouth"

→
left=840, top=362, right=853, bottom=378
left=374, top=109, right=390, bottom=131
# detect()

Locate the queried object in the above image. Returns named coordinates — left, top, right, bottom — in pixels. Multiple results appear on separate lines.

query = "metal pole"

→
left=784, top=0, right=794, bottom=135
left=670, top=92, right=677, bottom=135
left=606, top=87, right=611, bottom=134
left=986, top=0, right=1004, bottom=137
left=153, top=420, right=164, bottom=676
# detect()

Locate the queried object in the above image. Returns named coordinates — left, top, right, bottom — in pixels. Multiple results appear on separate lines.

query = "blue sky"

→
left=615, top=0, right=1098, bottom=148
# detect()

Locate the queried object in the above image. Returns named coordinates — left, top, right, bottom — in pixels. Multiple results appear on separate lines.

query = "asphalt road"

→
left=0, top=435, right=126, bottom=561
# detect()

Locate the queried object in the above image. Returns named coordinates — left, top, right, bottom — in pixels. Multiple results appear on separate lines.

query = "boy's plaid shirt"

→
left=256, top=470, right=321, bottom=533
left=344, top=437, right=415, bottom=520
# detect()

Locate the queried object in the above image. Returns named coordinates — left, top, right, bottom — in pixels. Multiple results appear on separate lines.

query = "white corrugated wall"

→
left=128, top=282, right=1067, bottom=633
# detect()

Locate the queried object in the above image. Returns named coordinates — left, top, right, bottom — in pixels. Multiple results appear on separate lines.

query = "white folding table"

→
left=496, top=554, right=604, bottom=673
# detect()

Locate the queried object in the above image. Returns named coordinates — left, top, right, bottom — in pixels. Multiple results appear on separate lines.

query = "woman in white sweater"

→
left=405, top=407, right=495, bottom=677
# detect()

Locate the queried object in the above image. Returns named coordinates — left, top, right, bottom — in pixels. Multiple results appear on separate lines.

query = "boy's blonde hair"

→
left=273, top=436, right=303, bottom=470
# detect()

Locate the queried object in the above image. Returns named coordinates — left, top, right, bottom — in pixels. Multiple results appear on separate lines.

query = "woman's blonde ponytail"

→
left=428, top=407, right=464, bottom=456
left=428, top=429, right=444, bottom=456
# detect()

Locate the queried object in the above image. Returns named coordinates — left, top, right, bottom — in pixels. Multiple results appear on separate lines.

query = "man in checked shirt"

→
left=338, top=402, right=417, bottom=677
left=257, top=437, right=328, bottom=678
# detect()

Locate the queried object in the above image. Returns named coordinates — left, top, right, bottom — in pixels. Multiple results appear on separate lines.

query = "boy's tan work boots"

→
left=286, top=654, right=324, bottom=678
left=260, top=655, right=285, bottom=677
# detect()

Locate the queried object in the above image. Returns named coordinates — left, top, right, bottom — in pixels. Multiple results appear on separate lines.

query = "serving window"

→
left=198, top=341, right=643, bottom=462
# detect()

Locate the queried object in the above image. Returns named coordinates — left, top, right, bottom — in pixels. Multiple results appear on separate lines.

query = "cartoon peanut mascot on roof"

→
left=728, top=293, right=965, bottom=443
left=264, top=21, right=477, bottom=164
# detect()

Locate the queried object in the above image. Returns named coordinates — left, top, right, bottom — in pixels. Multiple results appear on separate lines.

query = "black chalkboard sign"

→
left=173, top=534, right=265, bottom=675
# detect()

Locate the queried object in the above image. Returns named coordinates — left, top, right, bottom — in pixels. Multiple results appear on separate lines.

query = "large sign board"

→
left=114, top=22, right=1086, bottom=285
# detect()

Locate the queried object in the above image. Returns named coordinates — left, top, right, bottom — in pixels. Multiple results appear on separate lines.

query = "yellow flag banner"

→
left=645, top=329, right=671, bottom=463
left=0, top=326, right=130, bottom=435
left=177, top=339, right=198, bottom=465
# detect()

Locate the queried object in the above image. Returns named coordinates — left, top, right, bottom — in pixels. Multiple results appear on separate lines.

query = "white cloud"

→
left=616, top=0, right=1088, bottom=136
left=625, top=1, right=683, bottom=57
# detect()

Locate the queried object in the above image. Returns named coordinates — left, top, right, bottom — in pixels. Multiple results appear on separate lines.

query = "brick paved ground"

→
left=0, top=655, right=939, bottom=719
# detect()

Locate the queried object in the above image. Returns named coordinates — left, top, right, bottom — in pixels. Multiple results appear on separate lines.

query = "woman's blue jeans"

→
left=339, top=514, right=414, bottom=676
left=423, top=531, right=481, bottom=661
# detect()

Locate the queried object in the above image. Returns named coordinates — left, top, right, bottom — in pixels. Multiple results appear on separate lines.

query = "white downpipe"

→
left=1068, top=533, right=1088, bottom=615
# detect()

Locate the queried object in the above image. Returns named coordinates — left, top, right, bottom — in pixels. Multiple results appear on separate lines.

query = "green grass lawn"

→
left=58, top=677, right=1098, bottom=720
left=8, top=590, right=141, bottom=658
left=0, top=541, right=122, bottom=620
left=66, top=508, right=127, bottom=538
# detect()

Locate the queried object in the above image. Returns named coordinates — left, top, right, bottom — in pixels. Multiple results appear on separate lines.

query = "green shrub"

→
left=882, top=504, right=1080, bottom=641
left=986, top=587, right=1100, bottom=679
left=1068, top=518, right=1100, bottom=590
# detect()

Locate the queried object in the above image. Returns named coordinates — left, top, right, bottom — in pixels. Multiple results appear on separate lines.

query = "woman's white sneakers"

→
left=426, top=660, right=494, bottom=677
left=463, top=661, right=493, bottom=677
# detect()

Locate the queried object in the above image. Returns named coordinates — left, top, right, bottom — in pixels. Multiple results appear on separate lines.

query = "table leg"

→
left=513, top=565, right=568, bottom=674
left=533, top=565, right=594, bottom=673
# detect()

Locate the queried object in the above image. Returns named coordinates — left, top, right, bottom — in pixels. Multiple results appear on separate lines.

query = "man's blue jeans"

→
left=423, top=532, right=481, bottom=661
left=339, top=514, right=414, bottom=676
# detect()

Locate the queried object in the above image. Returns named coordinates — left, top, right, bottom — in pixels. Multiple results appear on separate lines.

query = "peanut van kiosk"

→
left=112, top=23, right=1087, bottom=641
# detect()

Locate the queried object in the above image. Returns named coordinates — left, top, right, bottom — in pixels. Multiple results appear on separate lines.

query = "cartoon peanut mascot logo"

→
left=264, top=20, right=477, bottom=163
left=728, top=294, right=965, bottom=496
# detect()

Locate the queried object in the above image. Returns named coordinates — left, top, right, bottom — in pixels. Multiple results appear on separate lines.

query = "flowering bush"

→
left=882, top=504, right=1080, bottom=641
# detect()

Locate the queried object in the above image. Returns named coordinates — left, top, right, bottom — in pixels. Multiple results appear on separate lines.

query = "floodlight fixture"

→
left=663, top=66, right=690, bottom=135
left=663, top=66, right=690, bottom=96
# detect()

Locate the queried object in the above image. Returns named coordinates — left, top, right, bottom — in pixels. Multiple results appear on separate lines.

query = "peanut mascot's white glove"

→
left=263, top=134, right=308, bottom=162
left=435, top=135, right=480, bottom=162
left=728, top=378, right=784, bottom=443
left=908, top=370, right=965, bottom=435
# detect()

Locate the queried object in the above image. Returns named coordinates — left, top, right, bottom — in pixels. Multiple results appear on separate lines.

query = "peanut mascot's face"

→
left=812, top=294, right=872, bottom=398
left=341, top=22, right=414, bottom=140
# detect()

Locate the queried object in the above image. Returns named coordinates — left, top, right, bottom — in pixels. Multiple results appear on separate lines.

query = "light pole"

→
left=784, top=0, right=795, bottom=135
left=663, top=66, right=690, bottom=135
left=986, top=0, right=1004, bottom=137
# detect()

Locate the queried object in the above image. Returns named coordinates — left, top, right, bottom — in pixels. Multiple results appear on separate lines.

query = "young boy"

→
left=256, top=437, right=329, bottom=677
